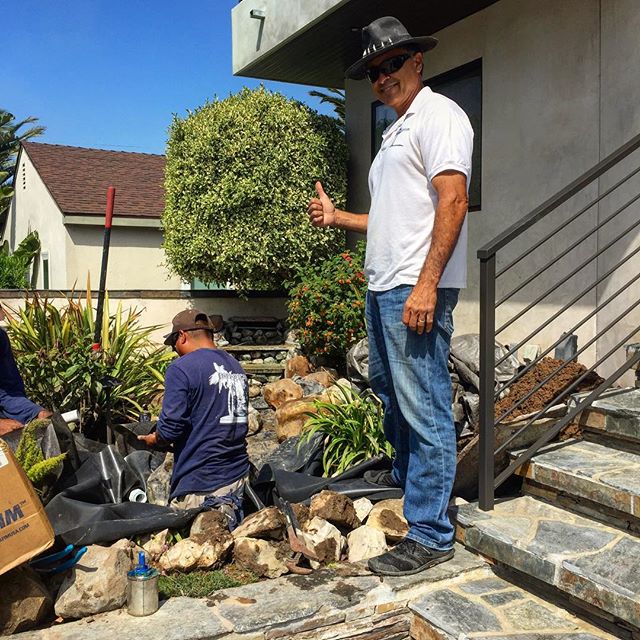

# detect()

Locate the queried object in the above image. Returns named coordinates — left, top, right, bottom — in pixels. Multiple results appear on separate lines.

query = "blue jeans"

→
left=366, top=285, right=459, bottom=551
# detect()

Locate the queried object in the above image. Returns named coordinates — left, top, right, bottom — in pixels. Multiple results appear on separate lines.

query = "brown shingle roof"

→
left=23, top=142, right=165, bottom=218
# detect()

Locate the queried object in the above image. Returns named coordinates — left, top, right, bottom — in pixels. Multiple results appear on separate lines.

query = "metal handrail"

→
left=477, top=132, right=640, bottom=260
left=477, top=132, right=640, bottom=511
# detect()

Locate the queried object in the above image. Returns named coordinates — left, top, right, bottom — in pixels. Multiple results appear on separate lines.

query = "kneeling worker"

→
left=0, top=304, right=52, bottom=436
left=139, top=309, right=249, bottom=518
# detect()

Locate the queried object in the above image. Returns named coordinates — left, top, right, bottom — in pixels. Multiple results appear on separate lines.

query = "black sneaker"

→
left=367, top=539, right=454, bottom=576
left=363, top=469, right=399, bottom=488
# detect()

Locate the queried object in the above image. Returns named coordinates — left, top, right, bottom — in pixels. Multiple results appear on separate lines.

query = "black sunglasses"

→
left=366, top=53, right=413, bottom=83
left=167, top=328, right=211, bottom=351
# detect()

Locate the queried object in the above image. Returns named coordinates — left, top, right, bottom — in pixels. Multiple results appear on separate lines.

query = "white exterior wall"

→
left=345, top=0, right=640, bottom=378
left=7, top=152, right=68, bottom=288
left=0, top=294, right=288, bottom=345
left=5, top=149, right=183, bottom=291
left=65, top=226, right=182, bottom=290
left=232, top=0, right=344, bottom=75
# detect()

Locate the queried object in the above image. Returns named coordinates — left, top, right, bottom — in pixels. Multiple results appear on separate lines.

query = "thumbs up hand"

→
left=307, top=181, right=336, bottom=228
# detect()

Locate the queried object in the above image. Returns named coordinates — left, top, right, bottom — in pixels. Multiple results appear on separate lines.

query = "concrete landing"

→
left=410, top=571, right=616, bottom=639
left=513, top=439, right=640, bottom=519
left=456, top=496, right=640, bottom=629
left=574, top=388, right=640, bottom=445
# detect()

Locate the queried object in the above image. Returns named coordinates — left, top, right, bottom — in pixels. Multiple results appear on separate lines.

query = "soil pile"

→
left=495, top=357, right=602, bottom=422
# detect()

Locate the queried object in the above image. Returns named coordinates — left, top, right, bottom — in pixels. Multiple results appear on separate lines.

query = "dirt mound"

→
left=495, top=357, right=602, bottom=423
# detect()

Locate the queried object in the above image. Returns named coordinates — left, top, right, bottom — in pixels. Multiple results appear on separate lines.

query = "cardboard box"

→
left=0, top=440, right=54, bottom=575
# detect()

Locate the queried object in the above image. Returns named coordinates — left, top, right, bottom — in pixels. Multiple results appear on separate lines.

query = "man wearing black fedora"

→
left=308, top=16, right=473, bottom=575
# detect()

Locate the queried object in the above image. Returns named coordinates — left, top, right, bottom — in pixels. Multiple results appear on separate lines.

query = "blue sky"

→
left=10, top=0, right=334, bottom=155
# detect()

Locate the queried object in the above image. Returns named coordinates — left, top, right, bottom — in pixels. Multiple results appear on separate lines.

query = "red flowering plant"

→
left=286, top=242, right=367, bottom=363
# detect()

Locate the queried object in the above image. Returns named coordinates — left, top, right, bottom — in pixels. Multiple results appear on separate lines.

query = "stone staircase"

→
left=412, top=388, right=640, bottom=639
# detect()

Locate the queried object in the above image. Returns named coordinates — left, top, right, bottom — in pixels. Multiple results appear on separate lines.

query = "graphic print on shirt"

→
left=208, top=363, right=248, bottom=424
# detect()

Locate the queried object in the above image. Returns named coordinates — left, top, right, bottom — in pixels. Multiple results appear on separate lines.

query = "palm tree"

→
left=309, top=88, right=345, bottom=131
left=0, top=110, right=46, bottom=229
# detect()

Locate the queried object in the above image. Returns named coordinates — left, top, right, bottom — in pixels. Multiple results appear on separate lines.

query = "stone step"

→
left=455, top=496, right=640, bottom=629
left=410, top=569, right=617, bottom=640
left=512, top=439, right=640, bottom=529
left=572, top=388, right=640, bottom=446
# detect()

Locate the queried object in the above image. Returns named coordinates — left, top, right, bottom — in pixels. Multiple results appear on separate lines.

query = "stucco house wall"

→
left=6, top=145, right=182, bottom=291
left=343, top=0, right=639, bottom=376
left=7, top=151, right=68, bottom=289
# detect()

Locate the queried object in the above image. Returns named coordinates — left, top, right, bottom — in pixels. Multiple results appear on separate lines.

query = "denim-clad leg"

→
left=366, top=290, right=410, bottom=488
left=365, top=285, right=459, bottom=551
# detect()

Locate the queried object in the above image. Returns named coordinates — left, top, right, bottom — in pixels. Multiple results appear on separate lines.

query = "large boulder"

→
left=55, top=540, right=130, bottom=619
left=347, top=526, right=388, bottom=563
left=142, top=528, right=170, bottom=560
left=285, top=355, right=312, bottom=378
left=275, top=395, right=326, bottom=442
left=159, top=537, right=232, bottom=572
left=232, top=506, right=285, bottom=540
left=263, top=379, right=303, bottom=409
left=190, top=510, right=229, bottom=543
left=366, top=499, right=408, bottom=543
left=304, top=370, right=335, bottom=388
left=0, top=566, right=53, bottom=634
left=302, top=516, right=344, bottom=565
left=309, top=490, right=360, bottom=530
left=234, top=537, right=289, bottom=578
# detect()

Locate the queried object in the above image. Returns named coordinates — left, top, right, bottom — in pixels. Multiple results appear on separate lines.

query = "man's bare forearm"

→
left=417, top=196, right=467, bottom=289
left=333, top=209, right=369, bottom=234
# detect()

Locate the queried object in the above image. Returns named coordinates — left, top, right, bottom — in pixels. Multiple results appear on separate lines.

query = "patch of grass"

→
left=158, top=565, right=258, bottom=599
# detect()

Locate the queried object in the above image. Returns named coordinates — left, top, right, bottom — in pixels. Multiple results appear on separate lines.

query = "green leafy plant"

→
left=163, top=86, right=348, bottom=291
left=6, top=291, right=174, bottom=432
left=300, top=383, right=393, bottom=477
left=0, top=230, right=40, bottom=288
left=15, top=419, right=66, bottom=491
left=287, top=242, right=367, bottom=361
left=0, top=109, right=45, bottom=223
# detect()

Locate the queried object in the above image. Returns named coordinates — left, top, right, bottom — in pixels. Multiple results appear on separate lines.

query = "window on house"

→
left=371, top=58, right=483, bottom=211
left=41, top=252, right=49, bottom=289
left=191, top=278, right=228, bottom=291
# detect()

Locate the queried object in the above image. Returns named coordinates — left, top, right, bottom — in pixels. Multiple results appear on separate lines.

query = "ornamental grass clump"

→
left=287, top=242, right=367, bottom=362
left=6, top=292, right=174, bottom=433
left=299, top=383, right=393, bottom=477
left=163, top=86, right=348, bottom=291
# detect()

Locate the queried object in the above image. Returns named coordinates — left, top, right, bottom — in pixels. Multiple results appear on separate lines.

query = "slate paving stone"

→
left=12, top=597, right=230, bottom=640
left=515, top=439, right=640, bottom=516
left=577, top=388, right=640, bottom=442
left=412, top=588, right=503, bottom=635
left=214, top=572, right=382, bottom=633
left=456, top=496, right=640, bottom=628
left=410, top=571, right=616, bottom=639
left=481, top=590, right=525, bottom=606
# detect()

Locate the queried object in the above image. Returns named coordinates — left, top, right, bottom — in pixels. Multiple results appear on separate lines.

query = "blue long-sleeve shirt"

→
left=0, top=327, right=43, bottom=424
left=156, top=348, right=250, bottom=500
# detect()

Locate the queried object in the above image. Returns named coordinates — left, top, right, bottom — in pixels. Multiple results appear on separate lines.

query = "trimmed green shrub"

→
left=300, top=384, right=393, bottom=477
left=163, top=86, right=348, bottom=291
left=287, top=242, right=367, bottom=361
left=0, top=231, right=41, bottom=288
left=6, top=292, right=174, bottom=431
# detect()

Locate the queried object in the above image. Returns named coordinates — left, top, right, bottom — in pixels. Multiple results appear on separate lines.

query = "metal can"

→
left=127, top=552, right=159, bottom=616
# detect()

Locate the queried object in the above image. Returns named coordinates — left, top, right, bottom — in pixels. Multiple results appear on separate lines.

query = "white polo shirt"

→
left=366, top=86, right=473, bottom=291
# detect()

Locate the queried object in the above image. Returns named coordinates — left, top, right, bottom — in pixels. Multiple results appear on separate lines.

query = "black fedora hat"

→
left=345, top=16, right=438, bottom=80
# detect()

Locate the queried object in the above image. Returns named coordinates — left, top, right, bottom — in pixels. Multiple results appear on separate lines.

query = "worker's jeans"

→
left=366, top=285, right=459, bottom=552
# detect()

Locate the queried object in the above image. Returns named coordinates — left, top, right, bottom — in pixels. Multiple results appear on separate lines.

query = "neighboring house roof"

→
left=22, top=142, right=165, bottom=219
